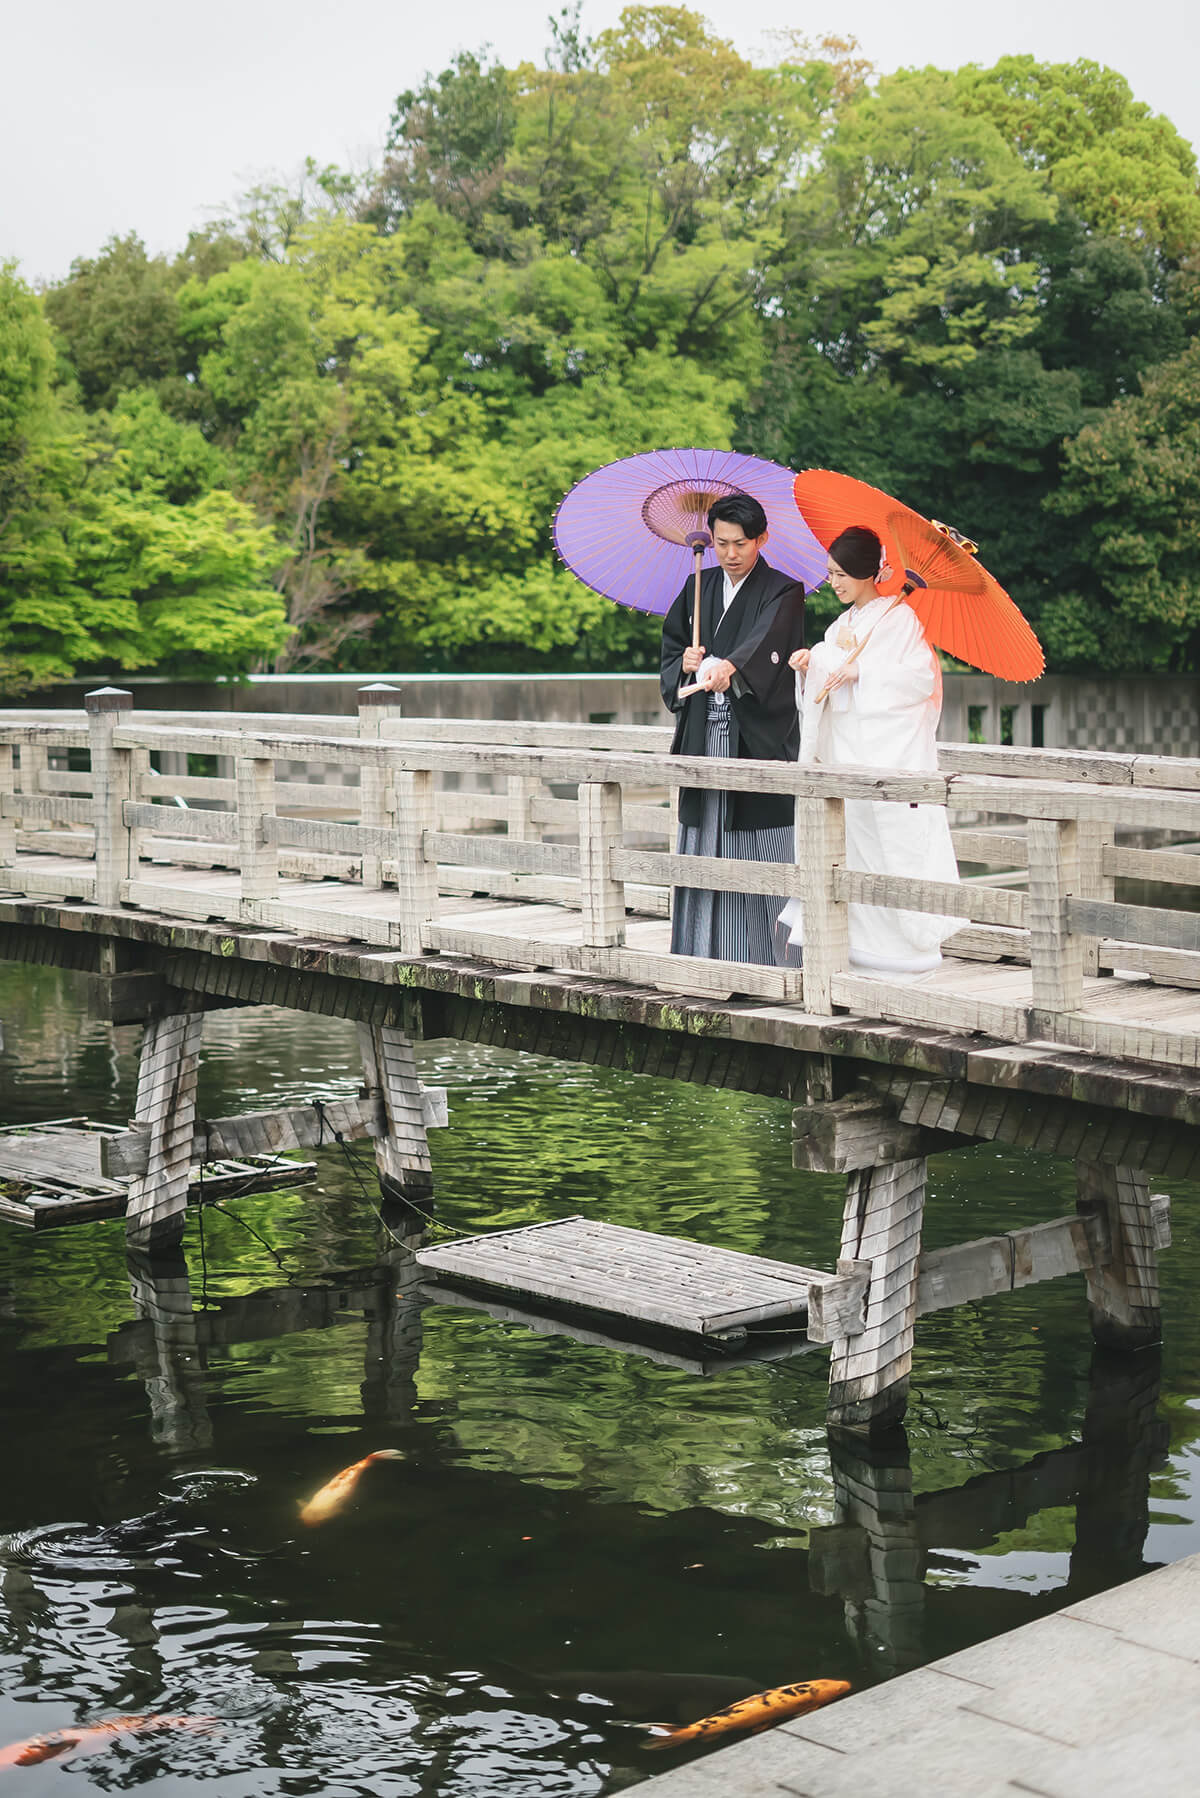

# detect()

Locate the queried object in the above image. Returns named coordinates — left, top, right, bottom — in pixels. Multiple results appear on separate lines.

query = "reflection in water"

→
left=813, top=1349, right=1166, bottom=1678
left=0, top=964, right=1198, bottom=1793
left=124, top=1252, right=212, bottom=1452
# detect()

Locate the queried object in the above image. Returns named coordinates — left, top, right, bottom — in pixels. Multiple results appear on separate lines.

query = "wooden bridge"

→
left=1, top=684, right=1198, bottom=1435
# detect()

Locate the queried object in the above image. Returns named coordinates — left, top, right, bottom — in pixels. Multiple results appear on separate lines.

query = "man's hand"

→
left=699, top=658, right=736, bottom=693
left=682, top=644, right=707, bottom=675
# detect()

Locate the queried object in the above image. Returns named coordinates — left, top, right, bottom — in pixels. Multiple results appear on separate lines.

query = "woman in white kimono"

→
left=778, top=526, right=960, bottom=974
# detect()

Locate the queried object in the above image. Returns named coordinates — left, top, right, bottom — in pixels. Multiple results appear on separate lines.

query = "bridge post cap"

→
left=357, top=683, right=403, bottom=706
left=84, top=687, right=134, bottom=713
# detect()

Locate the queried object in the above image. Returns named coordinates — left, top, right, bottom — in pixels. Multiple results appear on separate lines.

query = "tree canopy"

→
left=3, top=8, right=1199, bottom=689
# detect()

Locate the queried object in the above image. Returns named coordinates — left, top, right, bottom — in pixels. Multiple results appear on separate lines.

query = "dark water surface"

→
left=2, top=963, right=1200, bottom=1795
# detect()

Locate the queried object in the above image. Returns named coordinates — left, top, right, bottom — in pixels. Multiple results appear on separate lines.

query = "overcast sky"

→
left=3, top=0, right=1194, bottom=285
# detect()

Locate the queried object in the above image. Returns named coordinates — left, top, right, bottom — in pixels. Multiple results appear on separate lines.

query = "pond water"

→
left=2, top=962, right=1200, bottom=1795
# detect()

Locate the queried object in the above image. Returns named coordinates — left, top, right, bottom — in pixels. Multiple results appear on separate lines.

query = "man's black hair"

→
left=707, top=492, right=768, bottom=538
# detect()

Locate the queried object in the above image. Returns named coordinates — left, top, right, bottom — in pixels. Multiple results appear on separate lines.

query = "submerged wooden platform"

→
left=416, top=1278, right=822, bottom=1373
left=416, top=1215, right=854, bottom=1345
left=0, top=1118, right=317, bottom=1228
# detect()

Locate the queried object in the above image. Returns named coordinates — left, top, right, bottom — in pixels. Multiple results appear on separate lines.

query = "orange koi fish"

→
left=298, top=1449, right=403, bottom=1526
left=0, top=1714, right=214, bottom=1768
left=645, top=1677, right=851, bottom=1749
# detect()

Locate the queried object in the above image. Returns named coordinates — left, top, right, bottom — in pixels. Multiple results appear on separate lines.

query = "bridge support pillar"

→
left=827, top=1155, right=927, bottom=1435
left=1075, top=1160, right=1162, bottom=1349
left=357, top=1023, right=434, bottom=1205
left=124, top=1010, right=206, bottom=1253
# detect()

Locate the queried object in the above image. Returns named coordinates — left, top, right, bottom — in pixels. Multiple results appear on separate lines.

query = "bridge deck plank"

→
left=5, top=847, right=1200, bottom=1074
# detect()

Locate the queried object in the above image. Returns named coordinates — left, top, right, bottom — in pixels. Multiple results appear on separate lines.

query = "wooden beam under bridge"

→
left=99, top=1088, right=449, bottom=1179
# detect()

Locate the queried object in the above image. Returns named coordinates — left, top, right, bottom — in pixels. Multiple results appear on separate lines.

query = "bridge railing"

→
left=1, top=690, right=1199, bottom=1059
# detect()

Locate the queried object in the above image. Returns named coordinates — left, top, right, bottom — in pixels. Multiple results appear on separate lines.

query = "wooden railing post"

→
left=506, top=774, right=540, bottom=841
left=579, top=780, right=626, bottom=947
left=1076, top=819, right=1114, bottom=978
left=796, top=794, right=850, bottom=1013
left=86, top=687, right=135, bottom=906
left=358, top=683, right=403, bottom=889
left=1027, top=816, right=1083, bottom=1016
left=0, top=743, right=14, bottom=868
left=393, top=765, right=437, bottom=954
left=237, top=755, right=277, bottom=910
left=14, top=737, right=47, bottom=835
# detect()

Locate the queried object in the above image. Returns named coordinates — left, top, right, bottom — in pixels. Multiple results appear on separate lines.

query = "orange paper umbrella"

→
left=792, top=469, right=1044, bottom=682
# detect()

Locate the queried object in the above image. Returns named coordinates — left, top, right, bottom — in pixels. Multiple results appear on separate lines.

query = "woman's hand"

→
left=823, top=660, right=860, bottom=692
left=682, top=644, right=707, bottom=674
left=788, top=647, right=810, bottom=673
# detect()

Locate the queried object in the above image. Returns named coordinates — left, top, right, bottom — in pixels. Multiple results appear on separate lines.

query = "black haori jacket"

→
left=659, top=555, right=806, bottom=831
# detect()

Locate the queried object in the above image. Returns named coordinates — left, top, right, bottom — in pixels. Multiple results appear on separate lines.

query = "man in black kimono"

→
left=659, top=492, right=806, bottom=964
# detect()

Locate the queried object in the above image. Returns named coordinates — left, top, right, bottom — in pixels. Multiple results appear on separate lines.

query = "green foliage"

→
left=42, top=233, right=189, bottom=414
left=9, top=17, right=1200, bottom=680
left=957, top=55, right=1200, bottom=257
left=742, top=49, right=1199, bottom=666
left=1044, top=339, right=1200, bottom=671
left=0, top=266, right=289, bottom=692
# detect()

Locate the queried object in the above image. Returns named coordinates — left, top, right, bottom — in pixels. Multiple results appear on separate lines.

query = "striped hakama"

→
left=670, top=698, right=794, bottom=966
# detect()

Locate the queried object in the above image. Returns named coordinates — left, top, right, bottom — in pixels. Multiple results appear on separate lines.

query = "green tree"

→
left=0, top=267, right=289, bottom=691
left=740, top=54, right=1199, bottom=649
left=28, top=27, right=1200, bottom=680
left=42, top=234, right=189, bottom=413
left=341, top=7, right=855, bottom=668
left=1043, top=339, right=1200, bottom=672
left=957, top=55, right=1200, bottom=258
left=0, top=266, right=85, bottom=690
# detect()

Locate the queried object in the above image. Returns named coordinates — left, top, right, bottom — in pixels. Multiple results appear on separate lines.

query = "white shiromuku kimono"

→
left=779, top=596, right=961, bottom=974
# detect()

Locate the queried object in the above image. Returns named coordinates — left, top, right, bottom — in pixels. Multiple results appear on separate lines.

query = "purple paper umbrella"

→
left=552, top=447, right=828, bottom=614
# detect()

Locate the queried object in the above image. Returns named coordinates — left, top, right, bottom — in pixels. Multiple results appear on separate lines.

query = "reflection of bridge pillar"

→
left=1070, top=1345, right=1165, bottom=1593
left=107, top=1598, right=164, bottom=1695
left=1, top=1560, right=50, bottom=1648
left=361, top=1227, right=427, bottom=1421
left=124, top=1251, right=213, bottom=1452
left=811, top=1428, right=926, bottom=1677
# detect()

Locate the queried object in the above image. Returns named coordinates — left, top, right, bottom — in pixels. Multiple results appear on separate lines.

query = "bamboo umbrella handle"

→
left=684, top=530, right=711, bottom=662
left=692, top=546, right=703, bottom=654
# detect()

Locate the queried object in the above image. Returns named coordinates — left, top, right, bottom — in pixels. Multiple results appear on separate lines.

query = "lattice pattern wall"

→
left=937, top=676, right=1200, bottom=756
